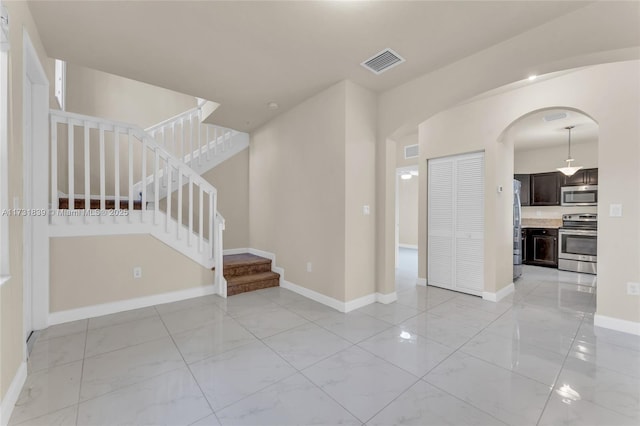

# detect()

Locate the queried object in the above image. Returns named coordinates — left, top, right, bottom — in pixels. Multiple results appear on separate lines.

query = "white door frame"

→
left=22, top=29, right=49, bottom=354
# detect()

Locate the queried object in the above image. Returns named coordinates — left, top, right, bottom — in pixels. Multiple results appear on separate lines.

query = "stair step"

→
left=58, top=197, right=143, bottom=210
left=223, top=253, right=272, bottom=277
left=220, top=253, right=279, bottom=296
left=226, top=271, right=280, bottom=296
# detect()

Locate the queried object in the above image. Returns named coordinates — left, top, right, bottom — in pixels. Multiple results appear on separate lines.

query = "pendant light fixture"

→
left=557, top=126, right=582, bottom=177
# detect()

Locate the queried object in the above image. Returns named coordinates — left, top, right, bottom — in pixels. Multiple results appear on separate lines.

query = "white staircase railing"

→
left=49, top=110, right=226, bottom=295
left=145, top=107, right=248, bottom=170
left=137, top=107, right=249, bottom=200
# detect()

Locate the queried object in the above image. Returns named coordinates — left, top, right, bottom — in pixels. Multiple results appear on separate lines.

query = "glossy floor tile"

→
left=314, top=311, right=392, bottom=344
left=84, top=316, right=169, bottom=358
left=10, top=361, right=83, bottom=425
left=27, top=331, right=86, bottom=373
left=357, top=327, right=454, bottom=377
left=368, top=380, right=506, bottom=426
left=80, top=336, right=185, bottom=401
left=9, top=405, right=79, bottom=426
left=171, top=316, right=257, bottom=364
left=263, top=322, right=351, bottom=369
left=87, top=306, right=159, bottom=330
left=159, top=302, right=227, bottom=335
left=460, top=330, right=566, bottom=386
left=10, top=264, right=640, bottom=426
left=424, top=352, right=552, bottom=425
left=189, top=341, right=296, bottom=410
left=303, top=346, right=417, bottom=422
left=233, top=305, right=309, bottom=338
left=216, top=373, right=360, bottom=426
left=76, top=368, right=212, bottom=426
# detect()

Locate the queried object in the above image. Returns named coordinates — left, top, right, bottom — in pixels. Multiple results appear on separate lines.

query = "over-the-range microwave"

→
left=561, top=185, right=598, bottom=206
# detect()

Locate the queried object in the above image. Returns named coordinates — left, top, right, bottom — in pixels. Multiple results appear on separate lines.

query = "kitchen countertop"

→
left=521, top=218, right=562, bottom=229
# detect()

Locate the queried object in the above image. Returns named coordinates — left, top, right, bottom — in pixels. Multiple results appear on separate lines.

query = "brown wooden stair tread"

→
left=226, top=271, right=280, bottom=286
left=223, top=253, right=271, bottom=267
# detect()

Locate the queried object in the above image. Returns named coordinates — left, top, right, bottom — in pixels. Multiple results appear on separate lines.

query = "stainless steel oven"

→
left=558, top=214, right=597, bottom=275
left=561, top=185, right=598, bottom=206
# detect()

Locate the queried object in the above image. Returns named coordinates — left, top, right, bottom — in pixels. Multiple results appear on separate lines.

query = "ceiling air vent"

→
left=543, top=112, right=568, bottom=122
left=361, top=48, right=405, bottom=75
left=404, top=144, right=419, bottom=159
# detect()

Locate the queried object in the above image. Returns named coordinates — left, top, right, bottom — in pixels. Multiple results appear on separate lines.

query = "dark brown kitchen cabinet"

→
left=530, top=172, right=562, bottom=206
left=523, top=228, right=558, bottom=268
left=514, top=174, right=531, bottom=206
left=562, top=168, right=599, bottom=186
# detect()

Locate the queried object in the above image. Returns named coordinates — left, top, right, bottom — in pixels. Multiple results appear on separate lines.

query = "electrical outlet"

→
left=306, top=262, right=313, bottom=273
left=627, top=282, right=640, bottom=296
left=133, top=267, right=142, bottom=279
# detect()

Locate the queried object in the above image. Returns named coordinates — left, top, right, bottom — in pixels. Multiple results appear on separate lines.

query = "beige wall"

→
left=398, top=176, right=418, bottom=246
left=344, top=82, right=377, bottom=301
left=250, top=81, right=347, bottom=301
left=65, top=63, right=196, bottom=129
left=418, top=61, right=640, bottom=324
left=50, top=235, right=213, bottom=312
left=200, top=148, right=250, bottom=249
left=514, top=141, right=598, bottom=174
left=250, top=81, right=378, bottom=302
left=1, top=0, right=53, bottom=402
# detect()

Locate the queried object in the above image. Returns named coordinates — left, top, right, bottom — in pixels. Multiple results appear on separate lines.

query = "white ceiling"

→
left=512, top=108, right=598, bottom=151
left=27, top=1, right=592, bottom=132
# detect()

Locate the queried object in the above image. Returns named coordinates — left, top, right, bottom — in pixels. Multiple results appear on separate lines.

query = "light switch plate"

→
left=363, top=205, right=370, bottom=215
left=609, top=204, right=623, bottom=217
left=133, top=267, right=142, bottom=279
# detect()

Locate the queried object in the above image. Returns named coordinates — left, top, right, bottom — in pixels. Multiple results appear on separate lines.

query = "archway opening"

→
left=503, top=106, right=599, bottom=312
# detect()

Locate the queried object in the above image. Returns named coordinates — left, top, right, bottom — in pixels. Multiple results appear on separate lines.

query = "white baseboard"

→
left=482, top=283, right=514, bottom=302
left=344, top=293, right=377, bottom=312
left=48, top=284, right=217, bottom=326
left=375, top=292, right=398, bottom=304
left=594, top=314, right=640, bottom=336
left=416, top=278, right=427, bottom=286
left=231, top=247, right=392, bottom=312
left=399, top=244, right=418, bottom=250
left=223, top=248, right=250, bottom=255
left=0, top=362, right=27, bottom=426
left=281, top=279, right=346, bottom=312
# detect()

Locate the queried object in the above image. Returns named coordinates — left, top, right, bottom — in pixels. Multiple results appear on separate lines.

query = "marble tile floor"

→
left=9, top=265, right=640, bottom=426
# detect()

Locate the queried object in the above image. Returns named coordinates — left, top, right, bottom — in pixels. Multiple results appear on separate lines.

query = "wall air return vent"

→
left=404, top=144, right=419, bottom=159
left=361, top=48, right=405, bottom=75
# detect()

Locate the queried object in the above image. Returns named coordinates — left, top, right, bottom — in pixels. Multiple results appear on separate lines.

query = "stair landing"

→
left=222, top=253, right=280, bottom=296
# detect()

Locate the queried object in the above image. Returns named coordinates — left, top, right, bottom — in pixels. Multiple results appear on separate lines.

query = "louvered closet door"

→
left=428, top=159, right=454, bottom=290
left=428, top=152, right=484, bottom=295
left=455, top=155, right=484, bottom=294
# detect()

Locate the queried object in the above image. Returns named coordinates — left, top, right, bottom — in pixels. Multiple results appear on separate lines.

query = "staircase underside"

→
left=222, top=253, right=280, bottom=296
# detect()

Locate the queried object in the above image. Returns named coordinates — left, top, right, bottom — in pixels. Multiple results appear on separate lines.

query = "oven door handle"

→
left=559, top=229, right=598, bottom=236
